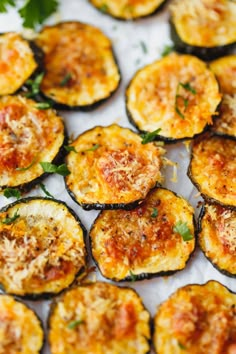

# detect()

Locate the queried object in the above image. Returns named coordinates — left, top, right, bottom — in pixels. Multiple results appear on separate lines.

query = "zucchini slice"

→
left=198, top=203, right=236, bottom=277
left=0, top=95, right=66, bottom=193
left=0, top=294, right=44, bottom=353
left=188, top=134, right=236, bottom=208
left=154, top=280, right=236, bottom=353
left=48, top=282, right=151, bottom=354
left=210, top=55, right=236, bottom=95
left=0, top=197, right=87, bottom=298
left=0, top=32, right=39, bottom=96
left=65, top=124, right=164, bottom=210
left=35, top=21, right=121, bottom=110
left=90, top=187, right=195, bottom=281
left=89, top=0, right=166, bottom=20
left=170, top=0, right=236, bottom=60
left=126, top=53, right=221, bottom=142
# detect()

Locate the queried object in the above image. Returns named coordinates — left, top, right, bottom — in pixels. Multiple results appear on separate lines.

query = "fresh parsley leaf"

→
left=0, top=0, right=16, bottom=12
left=3, top=188, right=21, bottom=200
left=60, top=73, right=72, bottom=87
left=173, top=221, right=193, bottom=241
left=40, top=162, right=70, bottom=176
left=16, top=157, right=37, bottom=171
left=85, top=144, right=100, bottom=152
left=35, top=102, right=52, bottom=110
left=175, top=82, right=196, bottom=119
left=129, top=270, right=137, bottom=282
left=151, top=207, right=158, bottom=218
left=39, top=183, right=54, bottom=198
left=140, top=41, right=148, bottom=54
left=64, top=145, right=77, bottom=153
left=175, top=105, right=185, bottom=119
left=179, top=82, right=196, bottom=95
left=25, top=72, right=44, bottom=98
left=178, top=341, right=187, bottom=350
left=141, top=128, right=162, bottom=144
left=161, top=44, right=174, bottom=57
left=99, top=3, right=109, bottom=12
left=1, top=209, right=20, bottom=225
left=67, top=319, right=84, bottom=329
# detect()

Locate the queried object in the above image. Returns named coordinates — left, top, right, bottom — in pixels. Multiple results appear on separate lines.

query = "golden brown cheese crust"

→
left=211, top=95, right=236, bottom=138
left=35, top=21, right=120, bottom=108
left=0, top=295, right=43, bottom=354
left=0, top=95, right=65, bottom=191
left=154, top=280, right=236, bottom=354
left=0, top=33, right=37, bottom=96
left=198, top=204, right=236, bottom=276
left=170, top=0, right=236, bottom=47
left=49, top=282, right=151, bottom=354
left=65, top=124, right=164, bottom=209
left=126, top=54, right=221, bottom=140
left=90, top=188, right=195, bottom=280
left=0, top=198, right=86, bottom=297
left=188, top=135, right=236, bottom=208
left=89, top=0, right=166, bottom=20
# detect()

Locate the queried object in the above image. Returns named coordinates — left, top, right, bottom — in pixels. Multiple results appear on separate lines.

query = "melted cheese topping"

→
left=210, top=55, right=236, bottom=95
left=66, top=124, right=164, bottom=207
left=0, top=95, right=64, bottom=189
left=154, top=280, right=236, bottom=354
left=0, top=199, right=86, bottom=296
left=0, top=295, right=43, bottom=354
left=49, top=282, right=150, bottom=354
left=126, top=54, right=221, bottom=140
left=90, top=188, right=195, bottom=280
left=212, top=94, right=236, bottom=138
left=189, top=135, right=236, bottom=207
left=0, top=33, right=37, bottom=95
left=35, top=22, right=120, bottom=107
left=170, top=0, right=236, bottom=47
left=90, top=0, right=165, bottom=19
left=199, top=204, right=236, bottom=275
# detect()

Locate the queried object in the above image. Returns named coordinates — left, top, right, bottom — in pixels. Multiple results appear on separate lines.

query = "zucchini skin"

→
left=0, top=197, right=87, bottom=300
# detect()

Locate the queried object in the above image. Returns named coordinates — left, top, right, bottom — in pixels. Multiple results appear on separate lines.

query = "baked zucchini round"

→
left=0, top=197, right=87, bottom=298
left=89, top=0, right=167, bottom=20
left=35, top=21, right=121, bottom=110
left=198, top=203, right=236, bottom=277
left=0, top=32, right=40, bottom=96
left=0, top=95, right=66, bottom=193
left=65, top=124, right=164, bottom=210
left=48, top=282, right=151, bottom=354
left=90, top=187, right=195, bottom=281
left=126, top=53, right=221, bottom=142
left=170, top=0, right=236, bottom=60
left=188, top=134, right=236, bottom=209
left=154, top=280, right=236, bottom=353
left=0, top=294, right=44, bottom=353
left=210, top=55, right=236, bottom=95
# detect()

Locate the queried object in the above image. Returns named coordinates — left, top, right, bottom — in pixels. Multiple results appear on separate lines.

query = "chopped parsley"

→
left=141, top=128, right=162, bottom=144
left=85, top=144, right=100, bottom=152
left=3, top=188, right=21, bottom=200
left=39, top=183, right=54, bottom=198
left=99, top=3, right=109, bottom=12
left=1, top=210, right=20, bottom=225
left=40, top=162, right=70, bottom=176
left=161, top=44, right=174, bottom=57
left=25, top=72, right=44, bottom=98
left=60, top=73, right=72, bottom=87
left=178, top=341, right=187, bottom=350
left=140, top=41, right=148, bottom=54
left=0, top=0, right=16, bottom=13
left=35, top=102, right=52, bottom=110
left=175, top=82, right=196, bottom=119
left=151, top=207, right=158, bottom=218
left=129, top=270, right=137, bottom=282
left=16, top=157, right=37, bottom=171
left=64, top=145, right=77, bottom=153
left=67, top=319, right=84, bottom=329
left=173, top=221, right=193, bottom=241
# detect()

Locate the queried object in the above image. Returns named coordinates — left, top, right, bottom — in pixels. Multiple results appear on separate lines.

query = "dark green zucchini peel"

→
left=0, top=197, right=87, bottom=299
left=34, top=21, right=121, bottom=110
left=90, top=187, right=195, bottom=281
left=48, top=282, right=151, bottom=354
left=169, top=0, right=236, bottom=60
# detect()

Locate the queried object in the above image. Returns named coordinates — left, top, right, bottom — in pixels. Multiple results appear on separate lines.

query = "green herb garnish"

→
left=0, top=0, right=16, bottom=13
left=16, top=157, right=37, bottom=171
left=151, top=207, right=158, bottom=218
left=178, top=341, right=187, bottom=350
left=85, top=144, right=100, bottom=152
left=39, top=183, right=54, bottom=198
left=175, top=82, right=196, bottom=119
left=173, top=221, right=193, bottom=241
left=179, top=82, right=196, bottom=95
left=60, top=73, right=72, bottom=87
left=2, top=210, right=20, bottom=225
left=140, top=41, right=148, bottom=54
left=3, top=188, right=21, bottom=200
left=129, top=270, right=137, bottom=282
left=99, top=3, right=109, bottom=12
left=35, top=102, right=52, bottom=110
left=25, top=72, right=44, bottom=98
left=40, top=162, right=70, bottom=176
left=141, top=128, right=161, bottom=144
left=64, top=145, right=77, bottom=153
left=161, top=44, right=174, bottom=57
left=67, top=319, right=84, bottom=329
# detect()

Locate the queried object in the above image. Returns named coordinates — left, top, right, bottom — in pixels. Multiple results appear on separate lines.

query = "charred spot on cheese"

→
left=0, top=32, right=40, bottom=96
left=170, top=0, right=236, bottom=61
left=198, top=203, right=236, bottom=277
left=65, top=124, right=164, bottom=210
left=90, top=187, right=195, bottom=281
left=35, top=21, right=121, bottom=110
left=0, top=197, right=87, bottom=298
left=89, top=0, right=167, bottom=20
left=188, top=134, right=236, bottom=208
left=48, top=282, right=151, bottom=354
left=0, top=294, right=44, bottom=353
left=126, top=53, right=221, bottom=142
left=154, top=280, right=236, bottom=353
left=0, top=95, right=66, bottom=193
left=210, top=55, right=236, bottom=139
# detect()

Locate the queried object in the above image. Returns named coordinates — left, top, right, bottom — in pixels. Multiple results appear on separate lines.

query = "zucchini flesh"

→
left=188, top=135, right=236, bottom=208
left=0, top=33, right=38, bottom=96
left=198, top=203, right=236, bottom=277
left=65, top=124, right=164, bottom=210
left=211, top=95, right=236, bottom=139
left=35, top=21, right=120, bottom=110
left=89, top=0, right=166, bottom=20
left=0, top=197, right=86, bottom=298
left=0, top=95, right=65, bottom=192
left=126, top=53, right=221, bottom=142
left=49, top=282, right=151, bottom=354
left=154, top=280, right=236, bottom=354
left=90, top=187, right=195, bottom=281
left=210, top=55, right=236, bottom=95
left=0, top=295, right=44, bottom=353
